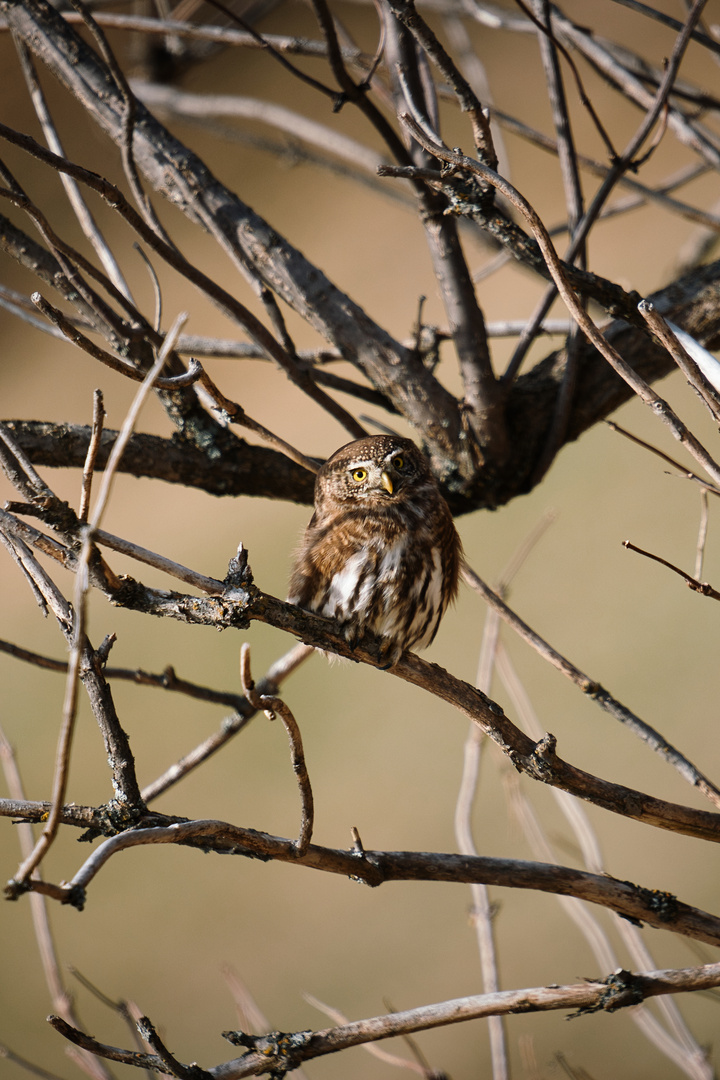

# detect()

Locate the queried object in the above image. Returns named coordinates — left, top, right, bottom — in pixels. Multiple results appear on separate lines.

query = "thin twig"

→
left=0, top=161, right=135, bottom=340
left=0, top=517, right=72, bottom=625
left=460, top=561, right=720, bottom=807
left=455, top=654, right=507, bottom=1080
left=638, top=299, right=720, bottom=422
left=13, top=37, right=133, bottom=300
left=487, top=106, right=718, bottom=230
left=240, top=644, right=314, bottom=855
left=0, top=727, right=112, bottom=1080
left=623, top=540, right=720, bottom=600
left=65, top=0, right=175, bottom=248
left=133, top=243, right=162, bottom=332
left=0, top=637, right=313, bottom=729
left=195, top=368, right=321, bottom=475
left=606, top=420, right=720, bottom=498
left=5, top=567, right=85, bottom=891
left=516, top=0, right=618, bottom=159
left=607, top=0, right=720, bottom=52
left=89, top=314, right=188, bottom=530
left=0, top=9, right=365, bottom=60
left=0, top=1044, right=68, bottom=1080
left=30, top=291, right=200, bottom=389
left=132, top=82, right=388, bottom=177
left=135, top=1017, right=205, bottom=1080
left=0, top=419, right=54, bottom=501
left=520, top=0, right=585, bottom=464
left=94, top=529, right=225, bottom=594
left=203, top=0, right=337, bottom=100
left=695, top=489, right=710, bottom=581
left=79, top=389, right=105, bottom=522
left=141, top=643, right=314, bottom=803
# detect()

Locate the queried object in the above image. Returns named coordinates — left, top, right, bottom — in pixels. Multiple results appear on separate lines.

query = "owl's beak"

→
left=380, top=471, right=394, bottom=495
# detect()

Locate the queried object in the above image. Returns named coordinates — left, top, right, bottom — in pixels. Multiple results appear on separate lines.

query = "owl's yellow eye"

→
left=392, top=456, right=404, bottom=470
left=351, top=468, right=367, bottom=483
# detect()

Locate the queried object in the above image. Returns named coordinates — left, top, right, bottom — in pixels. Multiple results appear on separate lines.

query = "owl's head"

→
left=315, top=435, right=431, bottom=508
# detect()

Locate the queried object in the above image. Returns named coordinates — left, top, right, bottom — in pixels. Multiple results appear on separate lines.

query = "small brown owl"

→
left=288, top=435, right=462, bottom=666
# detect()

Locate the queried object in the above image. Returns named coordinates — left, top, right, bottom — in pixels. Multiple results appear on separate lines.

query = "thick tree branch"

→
left=1, top=421, right=316, bottom=504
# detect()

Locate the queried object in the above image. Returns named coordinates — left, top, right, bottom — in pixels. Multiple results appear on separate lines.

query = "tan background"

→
left=1, top=1, right=720, bottom=1077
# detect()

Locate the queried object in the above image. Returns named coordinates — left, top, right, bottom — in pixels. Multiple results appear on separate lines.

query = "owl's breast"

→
left=312, top=536, right=444, bottom=648
left=313, top=538, right=403, bottom=620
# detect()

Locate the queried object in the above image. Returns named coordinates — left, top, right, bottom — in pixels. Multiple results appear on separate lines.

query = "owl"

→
left=288, top=435, right=462, bottom=666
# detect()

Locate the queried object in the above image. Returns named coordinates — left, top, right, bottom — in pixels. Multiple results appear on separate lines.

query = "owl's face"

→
left=315, top=436, right=430, bottom=511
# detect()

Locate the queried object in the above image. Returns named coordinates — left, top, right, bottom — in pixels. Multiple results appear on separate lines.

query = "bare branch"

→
left=394, top=121, right=720, bottom=488
left=0, top=727, right=113, bottom=1080
left=461, top=561, right=720, bottom=808
left=2, top=1, right=468, bottom=468
left=14, top=37, right=133, bottom=301
left=141, top=643, right=314, bottom=803
left=1, top=332, right=181, bottom=893
left=240, top=644, right=314, bottom=855
left=44, top=815, right=720, bottom=942
left=50, top=962, right=720, bottom=1078
left=623, top=540, right=720, bottom=600
left=79, top=389, right=105, bottom=522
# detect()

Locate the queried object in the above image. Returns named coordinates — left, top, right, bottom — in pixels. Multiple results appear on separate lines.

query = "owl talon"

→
left=342, top=624, right=363, bottom=651
left=377, top=641, right=403, bottom=669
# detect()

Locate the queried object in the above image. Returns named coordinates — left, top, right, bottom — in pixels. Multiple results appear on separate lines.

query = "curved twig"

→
left=240, top=644, right=314, bottom=855
left=624, top=541, right=720, bottom=601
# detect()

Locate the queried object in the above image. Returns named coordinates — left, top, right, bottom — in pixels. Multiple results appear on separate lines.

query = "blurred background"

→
left=1, top=1, right=720, bottom=1077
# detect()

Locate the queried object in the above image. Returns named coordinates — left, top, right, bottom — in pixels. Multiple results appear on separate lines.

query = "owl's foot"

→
left=341, top=621, right=364, bottom=652
left=376, top=640, right=404, bottom=670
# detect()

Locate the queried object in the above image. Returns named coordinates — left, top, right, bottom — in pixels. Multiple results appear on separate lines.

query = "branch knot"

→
left=222, top=1028, right=313, bottom=1078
